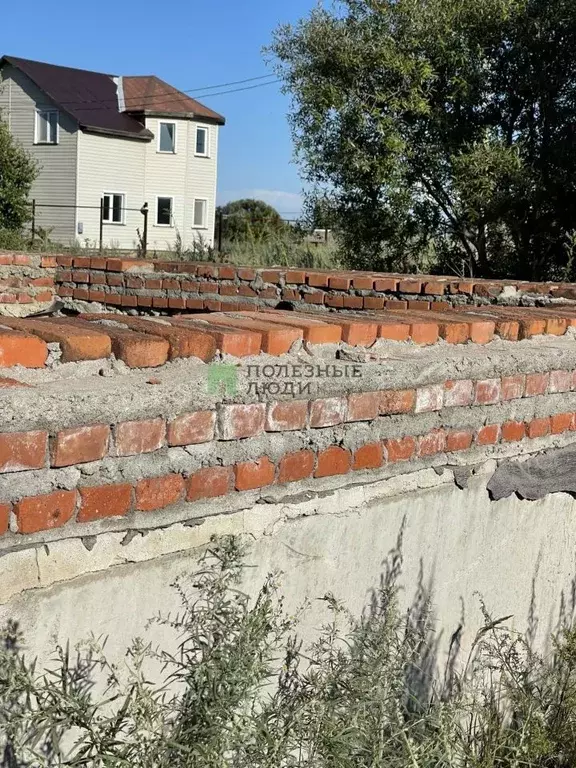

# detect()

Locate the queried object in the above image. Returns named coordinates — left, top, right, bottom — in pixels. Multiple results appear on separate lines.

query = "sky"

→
left=1, top=0, right=317, bottom=217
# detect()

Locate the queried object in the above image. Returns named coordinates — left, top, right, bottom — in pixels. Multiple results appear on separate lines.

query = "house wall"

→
left=144, top=117, right=218, bottom=251
left=75, top=131, right=147, bottom=250
left=0, top=64, right=77, bottom=243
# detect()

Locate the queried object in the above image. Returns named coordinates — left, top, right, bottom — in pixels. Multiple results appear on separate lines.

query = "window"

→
left=195, top=126, right=209, bottom=156
left=102, top=193, right=125, bottom=224
left=156, top=196, right=173, bottom=226
left=193, top=198, right=208, bottom=228
left=35, top=109, right=58, bottom=144
left=158, top=121, right=176, bottom=153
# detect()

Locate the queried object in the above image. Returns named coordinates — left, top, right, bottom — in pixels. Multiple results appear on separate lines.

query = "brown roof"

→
left=0, top=55, right=226, bottom=140
left=123, top=76, right=225, bottom=124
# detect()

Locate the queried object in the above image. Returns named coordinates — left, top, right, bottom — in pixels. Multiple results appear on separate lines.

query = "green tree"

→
left=270, top=0, right=576, bottom=280
left=0, top=118, right=37, bottom=231
left=217, top=198, right=288, bottom=243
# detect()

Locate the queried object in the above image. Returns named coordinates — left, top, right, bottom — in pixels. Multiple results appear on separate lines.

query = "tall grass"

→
left=1, top=535, right=576, bottom=766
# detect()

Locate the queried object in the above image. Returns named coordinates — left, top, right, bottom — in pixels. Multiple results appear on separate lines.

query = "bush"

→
left=2, top=536, right=576, bottom=766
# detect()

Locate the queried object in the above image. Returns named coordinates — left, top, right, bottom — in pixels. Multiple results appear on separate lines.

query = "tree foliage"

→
left=0, top=118, right=37, bottom=231
left=270, top=0, right=576, bottom=279
left=217, top=198, right=289, bottom=244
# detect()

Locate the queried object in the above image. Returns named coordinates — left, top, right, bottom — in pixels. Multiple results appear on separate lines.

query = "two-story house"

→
left=0, top=55, right=225, bottom=250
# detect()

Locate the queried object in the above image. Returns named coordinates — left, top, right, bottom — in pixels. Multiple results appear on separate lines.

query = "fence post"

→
left=99, top=198, right=104, bottom=254
left=217, top=209, right=223, bottom=254
left=30, top=199, right=36, bottom=248
left=140, top=202, right=148, bottom=259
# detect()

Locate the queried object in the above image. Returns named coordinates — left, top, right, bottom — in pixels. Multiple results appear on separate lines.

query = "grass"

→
left=2, top=535, right=576, bottom=767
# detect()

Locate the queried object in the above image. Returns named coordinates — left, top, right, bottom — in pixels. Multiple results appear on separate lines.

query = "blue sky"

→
left=2, top=0, right=316, bottom=217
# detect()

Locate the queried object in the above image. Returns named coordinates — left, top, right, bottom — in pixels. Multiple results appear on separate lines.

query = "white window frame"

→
left=155, top=195, right=174, bottom=227
left=102, top=192, right=126, bottom=225
left=192, top=198, right=208, bottom=229
left=194, top=126, right=209, bottom=157
left=34, top=108, right=59, bottom=145
left=157, top=121, right=177, bottom=153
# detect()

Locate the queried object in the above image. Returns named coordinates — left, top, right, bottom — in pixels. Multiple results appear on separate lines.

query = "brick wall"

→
left=47, top=255, right=576, bottom=311
left=0, top=253, right=56, bottom=311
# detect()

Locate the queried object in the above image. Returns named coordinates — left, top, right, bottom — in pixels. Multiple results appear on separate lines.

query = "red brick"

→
left=0, top=254, right=13, bottom=265
left=278, top=450, right=315, bottom=483
left=343, top=295, right=364, bottom=309
left=258, top=311, right=342, bottom=344
left=78, top=484, right=132, bottom=522
left=353, top=443, right=384, bottom=470
left=423, top=281, right=446, bottom=295
left=169, top=318, right=262, bottom=357
left=15, top=490, right=76, bottom=533
left=415, top=385, right=444, bottom=413
left=266, top=401, right=308, bottom=431
left=54, top=319, right=169, bottom=368
left=304, top=291, right=325, bottom=305
left=35, top=291, right=55, bottom=303
left=0, top=377, right=31, bottom=388
left=527, top=417, right=551, bottom=439
left=219, top=266, right=236, bottom=280
left=115, top=418, right=166, bottom=456
left=444, top=379, right=474, bottom=407
left=525, top=372, right=549, bottom=397
left=347, top=392, right=380, bottom=422
left=187, top=466, right=233, bottom=501
left=0, top=318, right=112, bottom=363
left=501, top=375, right=526, bottom=401
left=197, top=264, right=219, bottom=278
left=0, top=503, right=9, bottom=534
left=375, top=320, right=410, bottom=341
left=80, top=315, right=217, bottom=362
left=0, top=431, right=47, bottom=472
left=328, top=275, right=352, bottom=290
left=307, top=272, right=329, bottom=288
left=446, top=430, right=473, bottom=452
left=201, top=314, right=303, bottom=355
left=135, top=474, right=185, bottom=511
left=282, top=288, right=299, bottom=301
left=235, top=456, right=276, bottom=490
left=285, top=270, right=306, bottom=284
left=398, top=280, right=422, bottom=294
left=380, top=389, right=415, bottom=414
left=41, top=255, right=58, bottom=268
left=310, top=397, right=347, bottom=428
left=385, top=436, right=416, bottom=462
left=374, top=278, right=398, bottom=292
left=352, top=276, right=374, bottom=290
left=474, top=379, right=501, bottom=405
left=363, top=296, right=385, bottom=310
left=476, top=424, right=501, bottom=445
left=417, top=429, right=446, bottom=457
left=549, top=370, right=572, bottom=394
left=501, top=421, right=526, bottom=442
left=261, top=270, right=282, bottom=284
left=315, top=446, right=352, bottom=477
left=13, top=254, right=30, bottom=266
left=106, top=273, right=124, bottom=287
left=219, top=403, right=266, bottom=440
left=51, top=424, right=110, bottom=467
left=71, top=270, right=89, bottom=283
left=167, top=411, right=215, bottom=446
left=408, top=300, right=431, bottom=310
left=220, top=284, right=238, bottom=296
left=385, top=300, right=409, bottom=310
left=0, top=329, right=48, bottom=368
left=551, top=413, right=574, bottom=434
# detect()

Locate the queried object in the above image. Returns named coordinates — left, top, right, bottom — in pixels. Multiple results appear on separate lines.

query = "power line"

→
left=55, top=74, right=278, bottom=108
left=5, top=77, right=282, bottom=114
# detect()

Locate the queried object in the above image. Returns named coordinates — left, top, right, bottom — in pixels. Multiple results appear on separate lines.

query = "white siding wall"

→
left=76, top=132, right=147, bottom=249
left=144, top=118, right=218, bottom=251
left=0, top=64, right=77, bottom=243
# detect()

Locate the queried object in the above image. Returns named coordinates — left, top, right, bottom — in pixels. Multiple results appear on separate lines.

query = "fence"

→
left=25, top=200, right=330, bottom=257
left=29, top=199, right=149, bottom=256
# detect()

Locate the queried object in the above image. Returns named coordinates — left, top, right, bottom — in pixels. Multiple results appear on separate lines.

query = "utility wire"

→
left=5, top=78, right=282, bottom=114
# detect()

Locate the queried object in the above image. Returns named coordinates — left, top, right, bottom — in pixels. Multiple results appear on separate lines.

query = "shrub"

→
left=1, top=536, right=576, bottom=766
